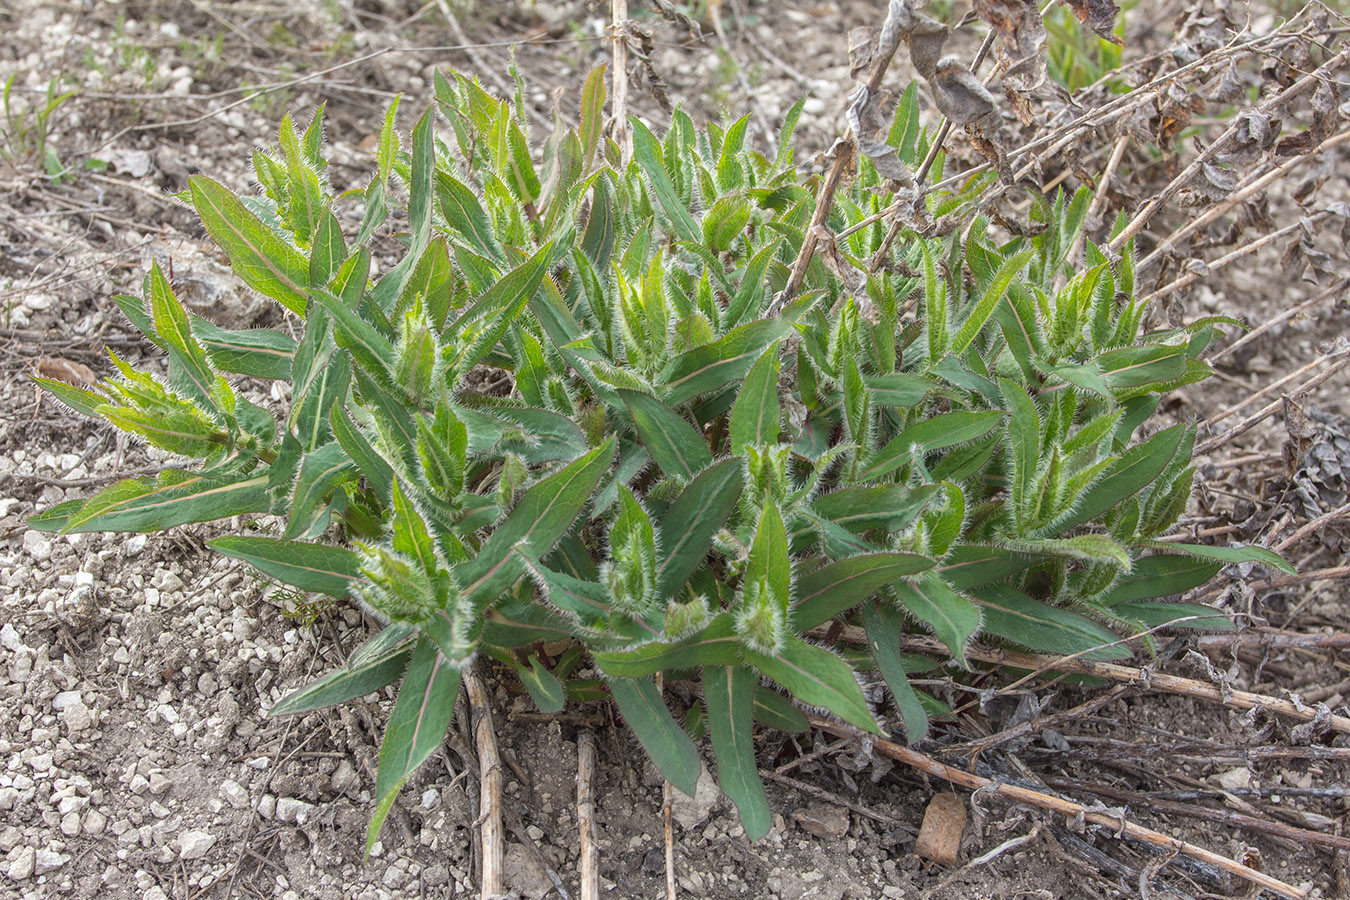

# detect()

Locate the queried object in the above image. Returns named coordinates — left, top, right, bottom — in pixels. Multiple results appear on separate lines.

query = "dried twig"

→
left=1041, top=778, right=1350, bottom=852
left=464, top=665, right=504, bottom=899
left=1208, top=277, right=1349, bottom=364
left=881, top=632, right=1350, bottom=735
left=1195, top=629, right=1350, bottom=652
left=577, top=729, right=599, bottom=900
left=1196, top=350, right=1350, bottom=454
left=809, top=716, right=1309, bottom=900
left=1138, top=128, right=1350, bottom=274
left=1139, top=209, right=1335, bottom=306
left=1108, top=47, right=1350, bottom=253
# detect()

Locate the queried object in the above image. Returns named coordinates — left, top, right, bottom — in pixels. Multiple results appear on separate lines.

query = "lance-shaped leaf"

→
left=862, top=599, right=929, bottom=744
left=270, top=625, right=413, bottom=715
left=284, top=442, right=357, bottom=539
left=38, top=471, right=270, bottom=534
left=190, top=317, right=296, bottom=380
left=746, top=636, right=880, bottom=734
left=811, top=484, right=940, bottom=534
left=705, top=665, right=771, bottom=840
left=594, top=615, right=741, bottom=677
left=791, top=552, right=935, bottom=630
left=1151, top=541, right=1294, bottom=575
left=729, top=348, right=781, bottom=453
left=629, top=118, right=700, bottom=244
left=1109, top=601, right=1233, bottom=631
left=608, top=676, right=701, bottom=796
left=1095, top=344, right=1188, bottom=392
left=314, top=289, right=398, bottom=381
left=861, top=410, right=1004, bottom=481
left=579, top=64, right=607, bottom=172
left=518, top=656, right=565, bottom=713
left=752, top=686, right=808, bottom=733
left=940, top=543, right=1044, bottom=590
left=456, top=437, right=616, bottom=608
left=972, top=584, right=1129, bottom=660
left=31, top=377, right=106, bottom=420
left=331, top=405, right=394, bottom=501
left=436, top=172, right=504, bottom=264
left=618, top=389, right=712, bottom=480
left=208, top=535, right=360, bottom=596
left=654, top=459, right=744, bottom=600
left=895, top=571, right=979, bottom=669
left=1100, top=554, right=1223, bottom=605
left=949, top=249, right=1034, bottom=357
left=864, top=372, right=937, bottom=407
left=147, top=262, right=215, bottom=404
left=1048, top=424, right=1186, bottom=533
left=368, top=636, right=462, bottom=850
left=658, top=318, right=792, bottom=406
left=190, top=176, right=310, bottom=315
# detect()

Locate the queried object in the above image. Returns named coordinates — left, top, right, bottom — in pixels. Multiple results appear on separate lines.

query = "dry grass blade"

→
left=808, top=716, right=1310, bottom=900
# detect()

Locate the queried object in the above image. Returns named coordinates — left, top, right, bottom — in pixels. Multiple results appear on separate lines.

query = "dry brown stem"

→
left=871, top=631, right=1350, bottom=735
left=808, top=716, right=1310, bottom=900
left=1040, top=778, right=1350, bottom=852
left=1138, top=127, right=1350, bottom=274
left=577, top=729, right=599, bottom=900
left=1196, top=350, right=1350, bottom=454
left=1138, top=210, right=1334, bottom=307
left=610, top=0, right=632, bottom=165
left=1107, top=46, right=1350, bottom=253
left=463, top=665, right=504, bottom=899
left=1207, top=277, right=1349, bottom=364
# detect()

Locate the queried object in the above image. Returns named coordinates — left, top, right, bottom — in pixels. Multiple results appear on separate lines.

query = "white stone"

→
left=421, top=789, right=439, bottom=810
left=672, top=765, right=720, bottom=830
left=21, top=293, right=55, bottom=312
left=275, top=797, right=314, bottom=824
left=61, top=703, right=93, bottom=733
left=0, top=624, right=22, bottom=652
left=60, top=812, right=81, bottom=836
left=52, top=691, right=82, bottom=711
left=83, top=808, right=107, bottom=835
left=33, top=850, right=65, bottom=875
left=219, top=780, right=247, bottom=809
left=21, top=531, right=51, bottom=561
left=124, top=535, right=147, bottom=557
left=177, top=830, right=216, bottom=860
left=6, top=845, right=35, bottom=881
left=148, top=772, right=172, bottom=795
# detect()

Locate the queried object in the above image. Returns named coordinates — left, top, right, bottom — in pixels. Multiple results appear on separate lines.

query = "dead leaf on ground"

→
left=915, top=791, right=966, bottom=866
left=35, top=357, right=97, bottom=386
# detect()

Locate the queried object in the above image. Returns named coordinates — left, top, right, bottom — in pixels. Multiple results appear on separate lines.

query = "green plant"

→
left=28, top=68, right=1288, bottom=847
left=1, top=72, right=77, bottom=175
left=1044, top=3, right=1127, bottom=92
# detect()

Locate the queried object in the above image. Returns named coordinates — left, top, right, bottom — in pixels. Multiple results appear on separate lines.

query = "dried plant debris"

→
left=1064, top=0, right=1123, bottom=45
left=972, top=0, right=1048, bottom=90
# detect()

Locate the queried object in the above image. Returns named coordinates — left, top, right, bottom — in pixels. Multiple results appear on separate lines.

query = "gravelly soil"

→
left=2, top=1, right=1348, bottom=899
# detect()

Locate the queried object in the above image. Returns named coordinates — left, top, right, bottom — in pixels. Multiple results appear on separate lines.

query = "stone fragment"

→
left=6, top=845, right=35, bottom=881
left=177, top=830, right=216, bottom=860
left=503, top=843, right=552, bottom=899
left=275, top=797, right=314, bottom=824
left=219, top=780, right=248, bottom=809
left=22, top=530, right=51, bottom=561
left=671, top=765, right=720, bottom=830
left=793, top=803, right=850, bottom=840
left=33, top=849, right=65, bottom=875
